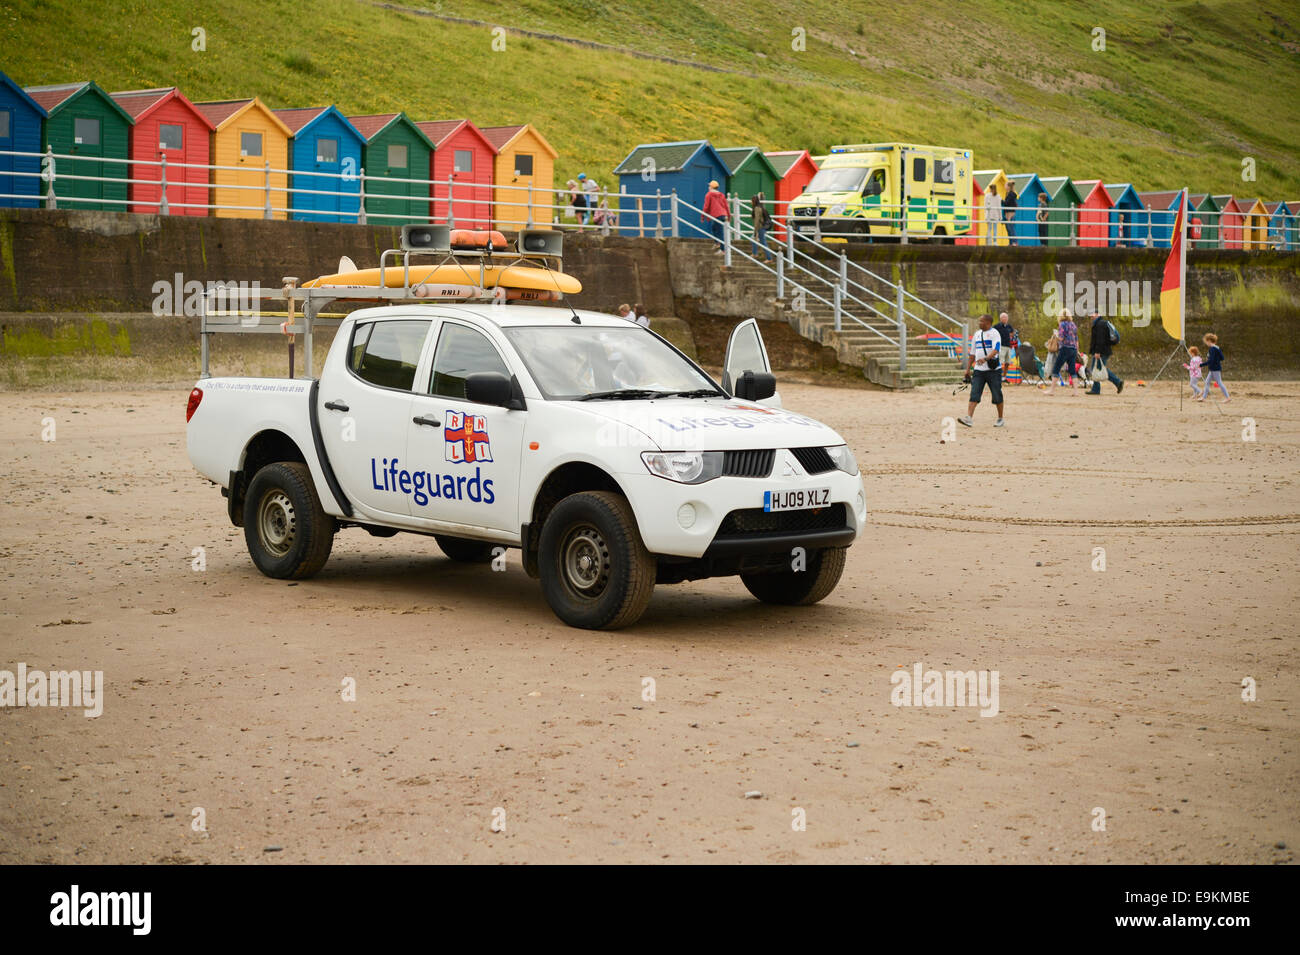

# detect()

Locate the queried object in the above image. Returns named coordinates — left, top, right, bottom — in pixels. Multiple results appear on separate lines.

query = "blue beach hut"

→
left=274, top=106, right=365, bottom=222
left=1104, top=183, right=1145, bottom=247
left=0, top=70, right=47, bottom=208
left=613, top=140, right=729, bottom=237
left=1004, top=173, right=1049, bottom=245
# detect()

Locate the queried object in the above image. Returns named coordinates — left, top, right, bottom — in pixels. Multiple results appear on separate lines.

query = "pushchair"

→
left=1018, top=343, right=1047, bottom=383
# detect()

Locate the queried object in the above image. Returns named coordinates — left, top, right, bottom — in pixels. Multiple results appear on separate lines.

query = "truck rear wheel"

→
left=435, top=535, right=496, bottom=563
left=243, top=462, right=335, bottom=579
left=538, top=491, right=654, bottom=630
left=741, top=547, right=846, bottom=605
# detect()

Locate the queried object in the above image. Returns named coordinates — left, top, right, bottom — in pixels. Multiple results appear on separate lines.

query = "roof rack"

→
left=199, top=226, right=568, bottom=378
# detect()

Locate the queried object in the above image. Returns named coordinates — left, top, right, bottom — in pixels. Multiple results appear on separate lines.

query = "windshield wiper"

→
left=658, top=388, right=723, bottom=398
left=576, top=389, right=669, bottom=401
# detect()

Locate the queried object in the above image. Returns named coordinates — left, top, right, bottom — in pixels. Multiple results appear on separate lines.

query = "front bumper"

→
left=617, top=466, right=867, bottom=560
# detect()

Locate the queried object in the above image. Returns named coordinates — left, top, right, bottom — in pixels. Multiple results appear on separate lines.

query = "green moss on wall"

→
left=1, top=318, right=132, bottom=357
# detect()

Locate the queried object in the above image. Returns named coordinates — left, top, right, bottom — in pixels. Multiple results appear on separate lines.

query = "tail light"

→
left=186, top=387, right=203, bottom=422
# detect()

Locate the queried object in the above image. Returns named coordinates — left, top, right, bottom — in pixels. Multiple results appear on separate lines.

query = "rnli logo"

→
left=444, top=411, right=493, bottom=464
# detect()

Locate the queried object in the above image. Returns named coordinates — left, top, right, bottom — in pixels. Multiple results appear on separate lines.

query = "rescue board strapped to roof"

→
left=197, top=225, right=577, bottom=378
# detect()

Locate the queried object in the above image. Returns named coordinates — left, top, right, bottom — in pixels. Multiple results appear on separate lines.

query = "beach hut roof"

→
left=1038, top=176, right=1082, bottom=202
left=0, top=71, right=47, bottom=117
left=1137, top=190, right=1183, bottom=210
left=26, top=80, right=133, bottom=124
left=110, top=87, right=214, bottom=129
left=614, top=140, right=721, bottom=176
left=764, top=150, right=814, bottom=177
left=480, top=123, right=557, bottom=158
left=714, top=146, right=780, bottom=179
left=973, top=169, right=1005, bottom=190
left=412, top=119, right=497, bottom=154
left=347, top=112, right=433, bottom=148
left=196, top=98, right=291, bottom=135
left=1103, top=183, right=1141, bottom=206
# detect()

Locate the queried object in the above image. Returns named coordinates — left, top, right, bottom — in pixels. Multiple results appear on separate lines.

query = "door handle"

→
left=412, top=414, right=441, bottom=427
left=323, top=400, right=349, bottom=412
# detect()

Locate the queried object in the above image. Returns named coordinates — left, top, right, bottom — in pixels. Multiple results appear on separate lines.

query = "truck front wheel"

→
left=538, top=491, right=655, bottom=630
left=741, top=547, right=847, bottom=605
left=243, top=462, right=335, bottom=579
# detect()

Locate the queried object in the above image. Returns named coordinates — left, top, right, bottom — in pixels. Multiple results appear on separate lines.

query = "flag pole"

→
left=1149, top=188, right=1192, bottom=404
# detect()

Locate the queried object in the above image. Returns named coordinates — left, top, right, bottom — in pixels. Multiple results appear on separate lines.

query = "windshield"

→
left=503, top=325, right=721, bottom=400
left=805, top=167, right=868, bottom=194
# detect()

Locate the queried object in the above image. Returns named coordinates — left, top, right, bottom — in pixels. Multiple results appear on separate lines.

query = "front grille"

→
left=790, top=446, right=836, bottom=474
left=718, top=503, right=847, bottom=536
left=722, top=449, right=774, bottom=478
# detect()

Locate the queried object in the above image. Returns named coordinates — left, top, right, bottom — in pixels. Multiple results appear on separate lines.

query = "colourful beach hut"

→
left=195, top=98, right=290, bottom=219
left=348, top=113, right=433, bottom=224
left=974, top=169, right=1009, bottom=244
left=1137, top=190, right=1183, bottom=248
left=416, top=119, right=496, bottom=230
left=273, top=107, right=364, bottom=223
left=1236, top=197, right=1268, bottom=249
left=1191, top=194, right=1220, bottom=250
left=715, top=147, right=780, bottom=238
left=1005, top=173, right=1050, bottom=246
left=0, top=71, right=47, bottom=208
left=1214, top=196, right=1245, bottom=249
left=613, top=140, right=729, bottom=238
left=481, top=124, right=557, bottom=230
left=1073, top=180, right=1115, bottom=247
left=764, top=149, right=818, bottom=239
left=26, top=81, right=132, bottom=211
left=1104, top=184, right=1144, bottom=247
left=1038, top=176, right=1084, bottom=247
left=957, top=176, right=983, bottom=246
left=112, top=87, right=213, bottom=216
left=1265, top=200, right=1295, bottom=250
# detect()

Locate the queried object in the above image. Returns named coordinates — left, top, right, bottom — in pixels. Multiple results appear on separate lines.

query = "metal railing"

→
left=4, top=148, right=1294, bottom=250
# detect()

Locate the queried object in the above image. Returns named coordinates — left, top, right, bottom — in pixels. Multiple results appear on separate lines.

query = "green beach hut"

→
left=715, top=146, right=780, bottom=239
left=348, top=112, right=434, bottom=224
left=1038, top=176, right=1084, bottom=247
left=25, top=81, right=133, bottom=211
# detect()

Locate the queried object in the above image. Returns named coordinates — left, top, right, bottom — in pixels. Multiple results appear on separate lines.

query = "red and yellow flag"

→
left=1159, top=189, right=1188, bottom=340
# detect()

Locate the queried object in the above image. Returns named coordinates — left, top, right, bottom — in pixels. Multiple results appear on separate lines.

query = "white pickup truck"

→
left=186, top=232, right=866, bottom=629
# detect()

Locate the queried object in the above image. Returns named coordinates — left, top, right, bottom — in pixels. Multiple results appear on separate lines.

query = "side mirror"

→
left=465, top=372, right=513, bottom=408
left=734, top=370, right=776, bottom=402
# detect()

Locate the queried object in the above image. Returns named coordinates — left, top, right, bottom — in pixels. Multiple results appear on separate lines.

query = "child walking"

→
left=1198, top=333, right=1229, bottom=402
left=1183, top=346, right=1204, bottom=398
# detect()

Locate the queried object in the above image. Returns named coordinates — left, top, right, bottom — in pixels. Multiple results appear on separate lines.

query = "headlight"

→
left=826, top=444, right=858, bottom=475
left=641, top=451, right=723, bottom=484
left=828, top=203, right=847, bottom=216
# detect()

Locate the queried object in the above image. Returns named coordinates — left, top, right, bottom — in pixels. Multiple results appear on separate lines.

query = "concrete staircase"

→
left=714, top=257, right=964, bottom=389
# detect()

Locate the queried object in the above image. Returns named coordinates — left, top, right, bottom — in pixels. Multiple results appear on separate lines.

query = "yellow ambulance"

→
left=788, top=143, right=974, bottom=241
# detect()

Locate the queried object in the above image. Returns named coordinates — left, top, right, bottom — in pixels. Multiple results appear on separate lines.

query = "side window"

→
left=388, top=143, right=407, bottom=170
left=936, top=160, right=955, bottom=184
left=240, top=131, right=262, bottom=157
left=911, top=157, right=927, bottom=182
left=514, top=153, right=534, bottom=176
left=454, top=149, right=473, bottom=173
left=0, top=109, right=14, bottom=141
left=316, top=137, right=338, bottom=163
left=429, top=323, right=510, bottom=400
left=349, top=320, right=431, bottom=391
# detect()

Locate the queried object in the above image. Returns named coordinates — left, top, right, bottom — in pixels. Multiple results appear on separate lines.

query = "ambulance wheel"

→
left=244, top=462, right=335, bottom=579
left=538, top=491, right=655, bottom=630
left=741, top=547, right=846, bottom=605
left=435, top=535, right=496, bottom=563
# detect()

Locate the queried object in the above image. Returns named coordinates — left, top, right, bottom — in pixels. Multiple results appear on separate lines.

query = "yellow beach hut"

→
left=194, top=97, right=291, bottom=218
left=481, top=124, right=558, bottom=229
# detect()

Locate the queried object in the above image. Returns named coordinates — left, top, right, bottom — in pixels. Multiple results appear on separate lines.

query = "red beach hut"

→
left=415, top=118, right=496, bottom=229
left=111, top=87, right=214, bottom=215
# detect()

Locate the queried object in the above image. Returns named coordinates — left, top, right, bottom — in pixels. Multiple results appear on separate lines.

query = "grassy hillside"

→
left=4, top=0, right=1298, bottom=198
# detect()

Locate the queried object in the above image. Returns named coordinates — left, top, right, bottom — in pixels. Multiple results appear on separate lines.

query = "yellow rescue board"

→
left=303, top=264, right=581, bottom=294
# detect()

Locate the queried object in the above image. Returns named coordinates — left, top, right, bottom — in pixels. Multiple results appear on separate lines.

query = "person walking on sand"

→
left=1199, top=333, right=1230, bottom=402
left=702, top=180, right=730, bottom=252
left=1049, top=308, right=1080, bottom=392
left=984, top=183, right=1002, bottom=246
left=1086, top=310, right=1124, bottom=394
left=958, top=313, right=1005, bottom=428
left=1183, top=346, right=1205, bottom=398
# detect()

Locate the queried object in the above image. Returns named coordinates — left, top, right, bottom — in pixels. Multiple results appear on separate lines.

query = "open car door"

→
left=722, top=318, right=781, bottom=408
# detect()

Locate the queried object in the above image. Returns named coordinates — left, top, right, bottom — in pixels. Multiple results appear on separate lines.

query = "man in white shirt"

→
left=983, top=184, right=1002, bottom=246
left=959, top=313, right=1005, bottom=427
left=582, top=175, right=600, bottom=224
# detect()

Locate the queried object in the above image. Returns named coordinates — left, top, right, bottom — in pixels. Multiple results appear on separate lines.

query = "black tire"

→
left=435, top=534, right=496, bottom=563
left=740, top=547, right=847, bottom=606
left=538, top=491, right=655, bottom=630
left=243, top=461, right=335, bottom=579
